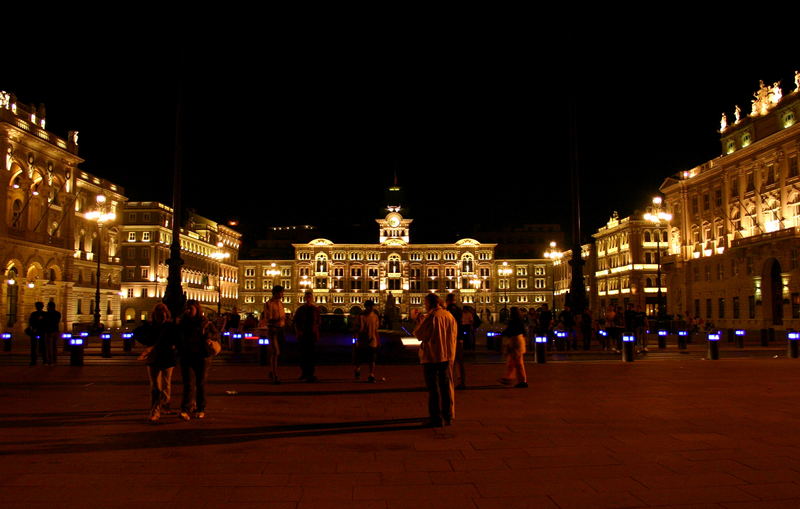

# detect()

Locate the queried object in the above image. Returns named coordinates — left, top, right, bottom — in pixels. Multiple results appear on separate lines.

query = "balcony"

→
left=731, top=227, right=800, bottom=249
left=7, top=229, right=67, bottom=249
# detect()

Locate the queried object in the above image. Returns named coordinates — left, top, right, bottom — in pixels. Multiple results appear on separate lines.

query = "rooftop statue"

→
left=734, top=105, right=742, bottom=123
left=769, top=82, right=782, bottom=105
left=720, top=112, right=728, bottom=132
left=795, top=70, right=800, bottom=93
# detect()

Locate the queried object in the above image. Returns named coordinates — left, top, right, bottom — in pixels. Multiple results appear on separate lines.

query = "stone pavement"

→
left=2, top=358, right=800, bottom=508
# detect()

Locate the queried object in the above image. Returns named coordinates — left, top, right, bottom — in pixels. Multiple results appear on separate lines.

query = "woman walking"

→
left=134, top=303, right=177, bottom=424
left=498, top=307, right=528, bottom=388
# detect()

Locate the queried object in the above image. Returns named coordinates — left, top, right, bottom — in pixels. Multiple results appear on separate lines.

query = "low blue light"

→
left=598, top=330, right=608, bottom=336
left=61, top=333, right=72, bottom=339
left=100, top=333, right=111, bottom=339
left=258, top=338, right=270, bottom=345
left=555, top=331, right=567, bottom=338
left=79, top=332, right=89, bottom=337
left=678, top=331, right=689, bottom=336
left=789, top=332, right=800, bottom=340
left=485, top=332, right=501, bottom=337
left=222, top=332, right=231, bottom=337
left=735, top=330, right=746, bottom=336
left=1, top=333, right=11, bottom=339
left=352, top=337, right=357, bottom=344
left=708, top=333, right=720, bottom=341
left=70, top=338, right=84, bottom=346
left=658, top=330, right=668, bottom=336
left=622, top=334, right=635, bottom=342
left=122, top=333, right=133, bottom=339
left=535, top=336, right=547, bottom=343
left=233, top=333, right=243, bottom=339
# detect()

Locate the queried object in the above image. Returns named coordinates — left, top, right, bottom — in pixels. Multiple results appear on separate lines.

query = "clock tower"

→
left=378, top=211, right=412, bottom=244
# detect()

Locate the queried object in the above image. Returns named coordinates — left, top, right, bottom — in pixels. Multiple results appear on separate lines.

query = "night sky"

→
left=5, top=25, right=797, bottom=249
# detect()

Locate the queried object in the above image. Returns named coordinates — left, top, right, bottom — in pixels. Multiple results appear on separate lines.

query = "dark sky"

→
left=5, top=24, right=797, bottom=248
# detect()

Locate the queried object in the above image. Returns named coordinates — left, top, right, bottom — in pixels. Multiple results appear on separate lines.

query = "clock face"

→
left=387, top=213, right=402, bottom=227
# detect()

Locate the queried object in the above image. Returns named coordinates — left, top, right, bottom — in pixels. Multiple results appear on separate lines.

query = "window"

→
left=244, top=280, right=255, bottom=289
left=127, top=288, right=134, bottom=298
left=142, top=232, right=151, bottom=242
left=244, top=296, right=255, bottom=304
left=351, top=268, right=363, bottom=278
left=715, top=188, right=722, bottom=207
left=410, top=280, right=421, bottom=291
left=127, top=213, right=136, bottom=223
left=126, top=247, right=135, bottom=258
left=691, top=197, right=699, bottom=215
left=333, top=267, right=344, bottom=277
left=534, top=265, right=545, bottom=276
left=410, top=252, right=422, bottom=261
left=427, top=279, right=438, bottom=290
left=281, top=279, right=291, bottom=290
left=535, top=278, right=545, bottom=289
left=706, top=298, right=712, bottom=319
left=282, top=268, right=292, bottom=277
left=517, top=295, right=529, bottom=303
left=746, top=172, right=755, bottom=192
left=499, top=279, right=508, bottom=289
left=427, top=268, right=438, bottom=277
left=367, top=253, right=380, bottom=261
left=790, top=156, right=799, bottom=178
left=333, top=278, right=344, bottom=289
left=299, top=268, right=310, bottom=277
left=717, top=264, right=724, bottom=280
left=141, top=268, right=149, bottom=279
left=142, top=213, right=150, bottom=222
left=516, top=266, right=527, bottom=276
left=333, top=252, right=345, bottom=261
left=388, top=279, right=401, bottom=290
left=718, top=298, right=725, bottom=319
left=703, top=194, right=710, bottom=210
left=245, top=268, right=255, bottom=277
left=748, top=295, right=756, bottom=319
left=704, top=265, right=711, bottom=281
left=445, top=268, right=455, bottom=278
left=793, top=294, right=800, bottom=319
left=443, top=252, right=456, bottom=261
left=517, top=279, right=528, bottom=289
left=316, top=278, right=327, bottom=289
left=694, top=299, right=700, bottom=318
left=262, top=280, right=272, bottom=289
left=141, top=288, right=149, bottom=298
left=350, top=280, right=362, bottom=291
left=128, top=232, right=136, bottom=242
left=410, top=268, right=421, bottom=278
left=730, top=178, right=739, bottom=197
left=315, top=256, right=328, bottom=273
left=478, top=252, right=491, bottom=260
left=299, top=252, right=311, bottom=260
left=733, top=296, right=740, bottom=319
left=426, top=252, right=440, bottom=261
left=350, top=252, right=363, bottom=261
left=480, top=268, right=490, bottom=277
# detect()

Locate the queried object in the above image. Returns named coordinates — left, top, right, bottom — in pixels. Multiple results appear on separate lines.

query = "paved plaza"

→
left=2, top=356, right=800, bottom=508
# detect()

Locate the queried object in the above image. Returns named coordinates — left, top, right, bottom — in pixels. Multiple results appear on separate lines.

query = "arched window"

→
left=462, top=254, right=474, bottom=273
left=315, top=254, right=328, bottom=273
left=388, top=254, right=401, bottom=274
left=644, top=231, right=651, bottom=242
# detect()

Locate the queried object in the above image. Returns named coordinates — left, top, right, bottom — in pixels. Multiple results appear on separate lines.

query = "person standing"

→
left=413, top=293, right=458, bottom=427
left=43, top=301, right=61, bottom=365
left=354, top=300, right=380, bottom=382
left=445, top=293, right=466, bottom=390
left=537, top=303, right=553, bottom=351
left=498, top=307, right=528, bottom=388
left=176, top=300, right=219, bottom=421
left=27, top=302, right=47, bottom=366
left=263, top=285, right=285, bottom=384
left=134, top=303, right=177, bottom=423
left=294, top=291, right=321, bottom=382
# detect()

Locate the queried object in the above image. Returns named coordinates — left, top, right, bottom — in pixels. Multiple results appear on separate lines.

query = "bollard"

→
left=231, top=333, right=243, bottom=354
left=677, top=330, right=688, bottom=350
left=534, top=336, right=547, bottom=364
left=788, top=332, right=800, bottom=359
left=760, top=328, right=769, bottom=347
left=100, top=333, right=112, bottom=358
left=122, top=332, right=134, bottom=352
left=727, top=328, right=736, bottom=344
left=768, top=328, right=776, bottom=343
left=735, top=329, right=746, bottom=349
left=69, top=337, right=85, bottom=366
left=258, top=337, right=270, bottom=365
left=62, top=333, right=72, bottom=352
left=486, top=331, right=501, bottom=351
left=622, top=333, right=635, bottom=362
left=2, top=332, right=11, bottom=352
left=707, top=332, right=720, bottom=360
left=657, top=330, right=668, bottom=349
left=555, top=330, right=567, bottom=352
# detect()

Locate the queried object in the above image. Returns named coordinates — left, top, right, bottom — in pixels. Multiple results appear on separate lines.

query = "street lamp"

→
left=499, top=261, right=512, bottom=316
left=210, top=242, right=230, bottom=316
left=543, top=241, right=563, bottom=310
left=644, top=196, right=672, bottom=324
left=84, top=194, right=116, bottom=333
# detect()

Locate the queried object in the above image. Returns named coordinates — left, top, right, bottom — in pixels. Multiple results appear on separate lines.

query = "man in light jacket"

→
left=413, top=293, right=458, bottom=427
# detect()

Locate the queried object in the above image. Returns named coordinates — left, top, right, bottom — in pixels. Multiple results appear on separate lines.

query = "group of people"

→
left=133, top=300, right=221, bottom=423
left=26, top=301, right=61, bottom=366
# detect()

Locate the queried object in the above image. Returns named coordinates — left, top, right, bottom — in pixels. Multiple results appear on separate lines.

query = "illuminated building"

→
left=238, top=182, right=554, bottom=319
left=120, top=203, right=241, bottom=322
left=592, top=212, right=667, bottom=315
left=1, top=91, right=125, bottom=332
left=661, top=77, right=800, bottom=328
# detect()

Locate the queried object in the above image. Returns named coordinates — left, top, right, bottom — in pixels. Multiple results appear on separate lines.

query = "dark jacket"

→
left=177, top=316, right=219, bottom=359
left=134, top=321, right=178, bottom=369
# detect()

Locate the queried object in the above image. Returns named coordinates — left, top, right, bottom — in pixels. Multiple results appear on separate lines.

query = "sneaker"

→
left=194, top=412, right=205, bottom=419
left=514, top=382, right=529, bottom=388
left=179, top=411, right=191, bottom=421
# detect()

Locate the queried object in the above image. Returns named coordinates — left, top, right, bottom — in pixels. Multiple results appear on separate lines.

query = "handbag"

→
left=206, top=339, right=222, bottom=356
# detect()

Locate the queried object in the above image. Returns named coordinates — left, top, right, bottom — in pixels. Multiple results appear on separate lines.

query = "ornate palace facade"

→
left=662, top=76, right=800, bottom=329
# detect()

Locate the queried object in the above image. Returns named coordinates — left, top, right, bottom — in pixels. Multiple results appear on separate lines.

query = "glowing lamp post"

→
left=499, top=262, right=512, bottom=319
left=210, top=242, right=230, bottom=317
left=644, top=197, right=672, bottom=327
left=543, top=241, right=562, bottom=309
left=84, top=195, right=116, bottom=334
